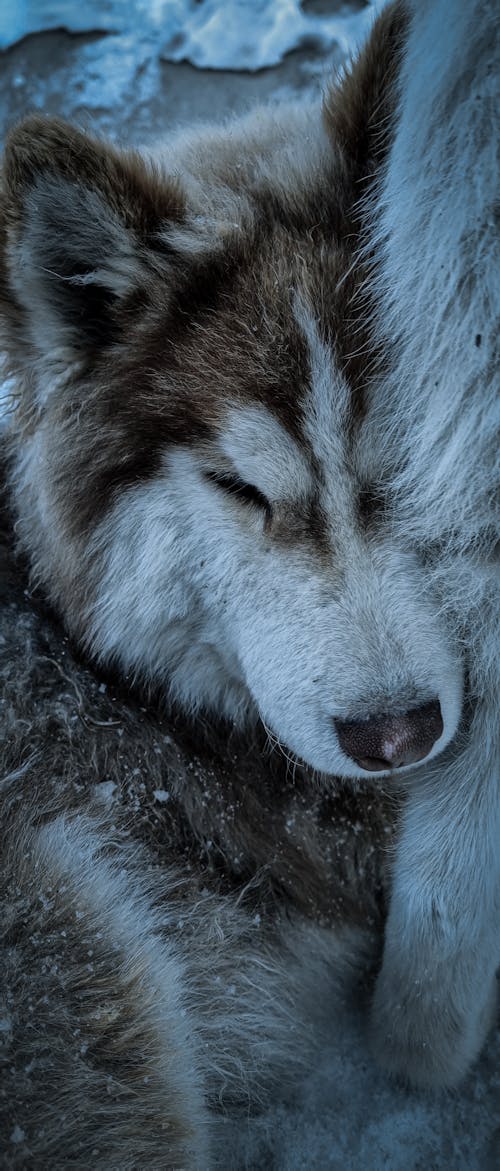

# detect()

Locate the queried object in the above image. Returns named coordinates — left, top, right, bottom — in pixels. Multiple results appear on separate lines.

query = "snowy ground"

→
left=0, top=2, right=498, bottom=1167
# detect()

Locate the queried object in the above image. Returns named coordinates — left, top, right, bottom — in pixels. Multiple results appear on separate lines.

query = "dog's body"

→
left=358, top=0, right=500, bottom=1087
left=0, top=0, right=498, bottom=1163
left=0, top=472, right=393, bottom=1168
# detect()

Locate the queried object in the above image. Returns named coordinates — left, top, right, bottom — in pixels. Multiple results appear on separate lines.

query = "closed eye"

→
left=205, top=470, right=272, bottom=517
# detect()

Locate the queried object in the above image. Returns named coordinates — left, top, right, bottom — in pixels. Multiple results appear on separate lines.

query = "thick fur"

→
left=353, top=0, right=500, bottom=1086
left=0, top=468, right=389, bottom=1168
left=0, top=3, right=497, bottom=1163
left=0, top=8, right=463, bottom=784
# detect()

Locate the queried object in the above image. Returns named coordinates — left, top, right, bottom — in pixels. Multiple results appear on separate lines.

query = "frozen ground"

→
left=0, top=0, right=384, bottom=68
left=0, top=1, right=498, bottom=1167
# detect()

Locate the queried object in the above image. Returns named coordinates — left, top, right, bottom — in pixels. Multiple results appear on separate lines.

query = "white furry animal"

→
left=0, top=0, right=497, bottom=1162
left=358, top=0, right=500, bottom=1087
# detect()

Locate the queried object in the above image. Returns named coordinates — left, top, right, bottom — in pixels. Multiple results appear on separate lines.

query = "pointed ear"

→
left=0, top=116, right=186, bottom=358
left=323, top=1, right=407, bottom=179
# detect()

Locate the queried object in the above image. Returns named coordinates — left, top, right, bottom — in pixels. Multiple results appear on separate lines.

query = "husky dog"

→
left=0, top=495, right=391, bottom=1168
left=0, top=0, right=497, bottom=1163
left=0, top=10, right=406, bottom=1165
left=355, top=0, right=500, bottom=1088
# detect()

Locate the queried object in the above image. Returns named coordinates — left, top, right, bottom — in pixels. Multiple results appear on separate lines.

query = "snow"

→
left=233, top=1009, right=500, bottom=1169
left=0, top=0, right=383, bottom=70
left=160, top=0, right=384, bottom=71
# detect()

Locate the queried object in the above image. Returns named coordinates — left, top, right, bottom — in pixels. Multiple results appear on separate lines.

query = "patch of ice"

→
left=0, top=1, right=385, bottom=71
left=230, top=1008, right=500, bottom=1170
left=161, top=0, right=385, bottom=71
left=0, top=1, right=126, bottom=48
left=73, top=34, right=160, bottom=111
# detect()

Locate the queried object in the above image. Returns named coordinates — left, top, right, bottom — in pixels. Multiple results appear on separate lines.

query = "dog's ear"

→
left=323, top=0, right=407, bottom=183
left=0, top=116, right=186, bottom=358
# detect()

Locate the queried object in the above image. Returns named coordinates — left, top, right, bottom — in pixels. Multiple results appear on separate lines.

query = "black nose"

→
left=334, top=700, right=443, bottom=772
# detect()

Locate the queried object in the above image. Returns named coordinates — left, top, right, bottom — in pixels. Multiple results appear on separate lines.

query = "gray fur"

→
left=0, top=3, right=498, bottom=1165
left=0, top=476, right=387, bottom=1167
left=360, top=0, right=500, bottom=1086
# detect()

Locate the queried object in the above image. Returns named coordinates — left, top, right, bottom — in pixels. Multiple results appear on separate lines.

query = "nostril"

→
left=335, top=699, right=443, bottom=772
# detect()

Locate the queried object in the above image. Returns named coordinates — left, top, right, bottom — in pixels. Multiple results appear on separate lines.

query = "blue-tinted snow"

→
left=0, top=0, right=383, bottom=70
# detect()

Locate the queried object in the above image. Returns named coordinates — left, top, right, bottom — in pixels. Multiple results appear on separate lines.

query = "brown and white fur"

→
left=0, top=0, right=497, bottom=1162
left=0, top=7, right=463, bottom=789
left=1, top=455, right=395, bottom=1168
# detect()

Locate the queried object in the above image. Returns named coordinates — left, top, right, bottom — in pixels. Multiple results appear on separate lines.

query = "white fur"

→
left=3, top=0, right=496, bottom=1095
left=7, top=805, right=363, bottom=1164
left=88, top=383, right=462, bottom=779
left=38, top=816, right=209, bottom=1164
left=5, top=75, right=464, bottom=783
left=217, top=403, right=313, bottom=503
left=360, top=0, right=500, bottom=1086
left=295, top=297, right=351, bottom=513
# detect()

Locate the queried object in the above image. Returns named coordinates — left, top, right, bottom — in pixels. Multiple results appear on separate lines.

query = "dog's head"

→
left=0, top=6, right=463, bottom=780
